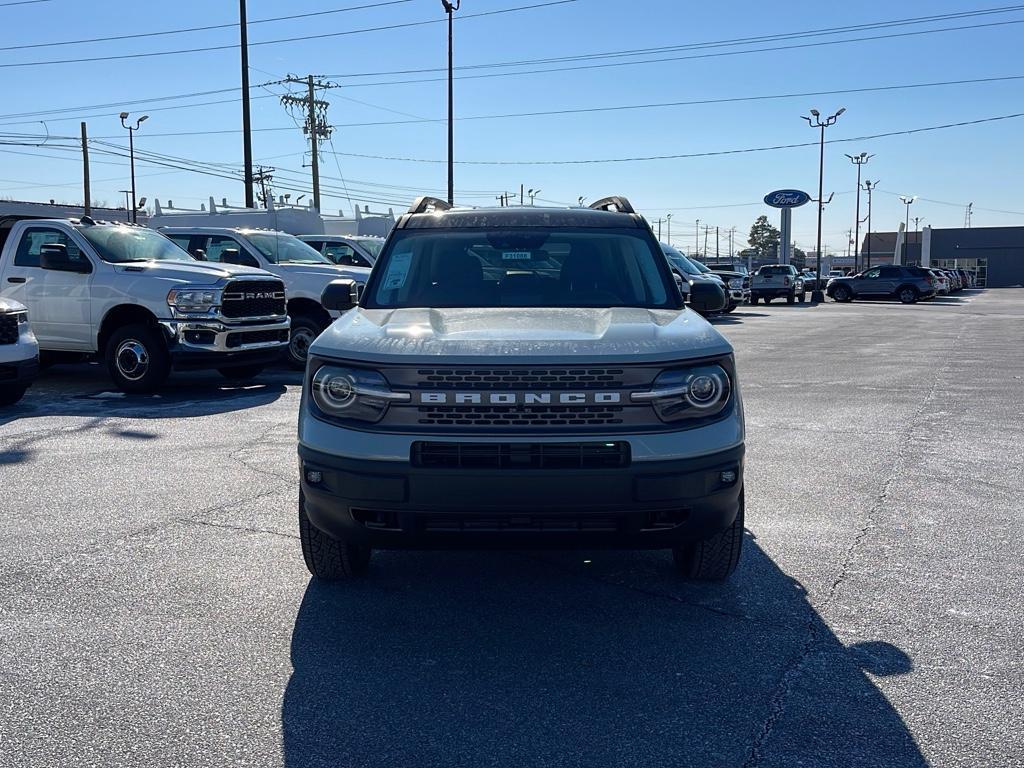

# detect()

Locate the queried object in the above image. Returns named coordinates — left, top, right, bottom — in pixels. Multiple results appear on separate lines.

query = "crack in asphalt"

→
left=184, top=518, right=299, bottom=540
left=739, top=316, right=972, bottom=768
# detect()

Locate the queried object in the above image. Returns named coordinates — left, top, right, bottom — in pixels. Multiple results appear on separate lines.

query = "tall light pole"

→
left=845, top=151, right=873, bottom=272
left=666, top=213, right=673, bottom=245
left=803, top=107, right=846, bottom=301
left=119, top=112, right=148, bottom=223
left=527, top=188, right=540, bottom=205
left=239, top=0, right=254, bottom=208
left=863, top=179, right=878, bottom=269
left=694, top=219, right=700, bottom=257
left=441, top=0, right=460, bottom=206
left=119, top=189, right=131, bottom=221
left=899, top=195, right=917, bottom=264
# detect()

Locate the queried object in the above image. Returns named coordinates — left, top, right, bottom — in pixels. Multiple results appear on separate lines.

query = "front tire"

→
left=786, top=292, right=796, bottom=305
left=764, top=296, right=772, bottom=304
left=299, top=493, right=372, bottom=580
left=673, top=490, right=744, bottom=581
left=749, top=295, right=759, bottom=305
left=898, top=286, right=919, bottom=304
left=0, top=383, right=28, bottom=406
left=287, top=314, right=325, bottom=369
left=832, top=285, right=853, bottom=302
left=105, top=324, right=170, bottom=393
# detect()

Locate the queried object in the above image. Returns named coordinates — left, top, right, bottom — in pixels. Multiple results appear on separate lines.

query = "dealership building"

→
left=861, top=225, right=1024, bottom=288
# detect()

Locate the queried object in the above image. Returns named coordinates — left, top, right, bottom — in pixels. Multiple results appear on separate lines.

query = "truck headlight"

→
left=631, top=365, right=731, bottom=422
left=311, top=365, right=410, bottom=424
left=167, top=286, right=223, bottom=313
left=15, top=311, right=28, bottom=325
left=729, top=278, right=743, bottom=289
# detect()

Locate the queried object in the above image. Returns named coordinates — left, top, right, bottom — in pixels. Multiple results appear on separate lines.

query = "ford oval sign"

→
left=764, top=189, right=811, bottom=208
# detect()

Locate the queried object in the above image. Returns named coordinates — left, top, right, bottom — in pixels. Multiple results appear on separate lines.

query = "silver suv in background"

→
left=826, top=265, right=937, bottom=304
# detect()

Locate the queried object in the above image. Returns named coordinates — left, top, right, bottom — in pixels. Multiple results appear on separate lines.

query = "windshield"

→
left=351, top=238, right=384, bottom=259
left=246, top=232, right=331, bottom=265
left=690, top=259, right=712, bottom=274
left=79, top=226, right=194, bottom=263
left=364, top=228, right=676, bottom=309
left=662, top=245, right=702, bottom=276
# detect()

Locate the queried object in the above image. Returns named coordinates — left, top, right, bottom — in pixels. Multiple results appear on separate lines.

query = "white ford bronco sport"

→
left=297, top=197, right=746, bottom=581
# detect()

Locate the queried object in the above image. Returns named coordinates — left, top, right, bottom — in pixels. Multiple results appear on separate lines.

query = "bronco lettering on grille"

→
left=419, top=392, right=622, bottom=405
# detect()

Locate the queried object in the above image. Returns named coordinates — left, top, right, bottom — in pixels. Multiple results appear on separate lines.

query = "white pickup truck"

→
left=0, top=217, right=291, bottom=392
left=750, top=264, right=806, bottom=305
left=159, top=227, right=371, bottom=367
left=0, top=297, right=38, bottom=405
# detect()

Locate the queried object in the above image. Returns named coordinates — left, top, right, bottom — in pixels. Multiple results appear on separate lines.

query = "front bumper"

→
left=160, top=317, right=290, bottom=369
left=298, top=443, right=744, bottom=550
left=0, top=355, right=39, bottom=385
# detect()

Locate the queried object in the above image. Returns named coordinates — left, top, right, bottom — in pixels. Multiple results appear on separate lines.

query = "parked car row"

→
left=826, top=264, right=978, bottom=304
left=0, top=215, right=375, bottom=398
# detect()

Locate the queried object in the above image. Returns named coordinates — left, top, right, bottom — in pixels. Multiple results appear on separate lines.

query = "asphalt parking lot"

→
left=1, top=288, right=1022, bottom=768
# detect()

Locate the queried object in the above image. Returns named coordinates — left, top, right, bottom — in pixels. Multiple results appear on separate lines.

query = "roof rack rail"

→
left=588, top=196, right=635, bottom=214
left=408, top=196, right=453, bottom=214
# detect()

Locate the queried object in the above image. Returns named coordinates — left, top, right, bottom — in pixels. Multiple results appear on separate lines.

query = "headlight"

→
left=311, top=365, right=410, bottom=424
left=630, top=365, right=731, bottom=422
left=729, top=278, right=743, bottom=289
left=15, top=312, right=28, bottom=325
left=167, top=286, right=223, bottom=313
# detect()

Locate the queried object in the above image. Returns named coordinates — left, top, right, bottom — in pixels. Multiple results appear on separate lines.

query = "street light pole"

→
left=119, top=190, right=131, bottom=221
left=239, top=0, right=254, bottom=208
left=803, top=107, right=845, bottom=301
left=666, top=213, right=672, bottom=245
left=899, top=195, right=916, bottom=264
left=119, top=112, right=148, bottom=223
left=441, top=0, right=460, bottom=206
left=845, top=151, right=873, bottom=272
left=694, top=219, right=700, bottom=257
left=863, top=179, right=878, bottom=269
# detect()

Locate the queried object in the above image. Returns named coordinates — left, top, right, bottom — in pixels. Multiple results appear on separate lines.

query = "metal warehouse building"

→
left=862, top=226, right=1024, bottom=288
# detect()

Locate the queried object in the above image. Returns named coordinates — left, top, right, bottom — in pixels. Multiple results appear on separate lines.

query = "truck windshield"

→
left=661, top=245, right=702, bottom=276
left=351, top=237, right=383, bottom=259
left=79, top=226, right=194, bottom=263
left=246, top=232, right=331, bottom=265
left=364, top=229, right=676, bottom=309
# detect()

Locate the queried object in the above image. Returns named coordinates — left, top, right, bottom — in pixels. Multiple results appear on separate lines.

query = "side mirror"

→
left=193, top=249, right=207, bottom=261
left=688, top=280, right=727, bottom=314
left=322, top=278, right=359, bottom=312
left=40, top=243, right=91, bottom=274
left=674, top=272, right=690, bottom=300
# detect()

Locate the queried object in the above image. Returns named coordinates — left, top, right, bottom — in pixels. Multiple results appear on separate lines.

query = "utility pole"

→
left=716, top=226, right=720, bottom=261
left=803, top=107, right=846, bottom=301
left=442, top=0, right=460, bottom=206
left=253, top=166, right=274, bottom=208
left=694, top=219, right=700, bottom=257
left=281, top=76, right=333, bottom=213
left=845, top=152, right=873, bottom=272
left=520, top=183, right=524, bottom=207
left=80, top=121, right=91, bottom=216
left=964, top=202, right=973, bottom=228
left=863, top=179, right=878, bottom=269
left=846, top=228, right=853, bottom=258
left=240, top=0, right=254, bottom=208
left=703, top=225, right=710, bottom=260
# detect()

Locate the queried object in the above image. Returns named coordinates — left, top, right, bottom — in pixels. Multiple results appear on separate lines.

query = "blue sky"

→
left=1, top=0, right=1022, bottom=254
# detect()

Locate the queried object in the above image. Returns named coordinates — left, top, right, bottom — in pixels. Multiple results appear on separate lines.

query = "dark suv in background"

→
left=826, top=265, right=936, bottom=304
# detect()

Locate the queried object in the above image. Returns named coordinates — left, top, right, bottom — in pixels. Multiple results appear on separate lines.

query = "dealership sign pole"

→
left=764, top=190, right=811, bottom=265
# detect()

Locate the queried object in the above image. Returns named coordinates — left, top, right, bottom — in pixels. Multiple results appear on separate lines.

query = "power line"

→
left=0, top=0, right=415, bottom=51
left=0, top=0, right=53, bottom=6
left=328, top=112, right=1024, bottom=165
left=0, top=0, right=579, bottom=68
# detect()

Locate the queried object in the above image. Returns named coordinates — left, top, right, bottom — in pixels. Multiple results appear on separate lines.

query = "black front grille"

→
left=0, top=314, right=17, bottom=345
left=411, top=441, right=630, bottom=470
left=222, top=280, right=286, bottom=318
left=417, top=405, right=623, bottom=427
left=225, top=328, right=289, bottom=348
left=420, top=513, right=620, bottom=534
left=415, top=368, right=626, bottom=390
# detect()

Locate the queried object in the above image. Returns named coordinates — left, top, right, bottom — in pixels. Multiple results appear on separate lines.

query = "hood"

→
left=112, top=259, right=274, bottom=284
left=311, top=306, right=733, bottom=365
left=277, top=263, right=372, bottom=283
left=711, top=270, right=745, bottom=279
left=0, top=296, right=27, bottom=314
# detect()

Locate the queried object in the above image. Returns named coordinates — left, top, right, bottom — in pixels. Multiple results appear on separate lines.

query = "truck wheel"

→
left=786, top=292, right=796, bottom=304
left=105, top=324, right=170, bottom=393
left=287, top=315, right=324, bottom=369
left=673, top=491, right=744, bottom=581
left=749, top=295, right=758, bottom=305
left=0, top=383, right=28, bottom=406
left=724, top=301, right=737, bottom=314
left=763, top=296, right=772, bottom=304
left=217, top=365, right=265, bottom=380
left=898, top=286, right=919, bottom=304
left=798, top=292, right=806, bottom=303
left=299, top=492, right=372, bottom=580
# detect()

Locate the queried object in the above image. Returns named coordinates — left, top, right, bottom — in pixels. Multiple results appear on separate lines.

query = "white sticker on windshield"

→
left=502, top=251, right=532, bottom=261
left=382, top=252, right=412, bottom=290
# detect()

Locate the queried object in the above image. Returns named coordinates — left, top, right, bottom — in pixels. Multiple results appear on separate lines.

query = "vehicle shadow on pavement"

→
left=707, top=311, right=769, bottom=324
left=280, top=535, right=927, bottom=768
